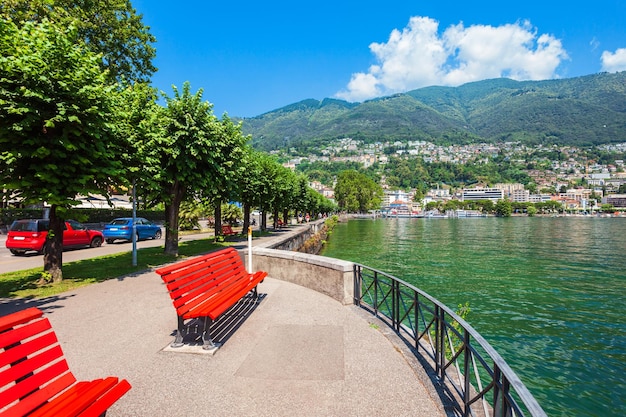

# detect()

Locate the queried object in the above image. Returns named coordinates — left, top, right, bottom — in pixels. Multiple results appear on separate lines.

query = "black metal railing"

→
left=353, top=263, right=547, bottom=417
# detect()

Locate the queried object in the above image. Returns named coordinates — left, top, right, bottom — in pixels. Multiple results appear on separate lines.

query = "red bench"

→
left=0, top=307, right=131, bottom=417
left=155, top=247, right=267, bottom=351
left=221, top=224, right=237, bottom=236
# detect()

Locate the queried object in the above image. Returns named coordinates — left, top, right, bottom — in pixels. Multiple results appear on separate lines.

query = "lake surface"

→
left=321, top=216, right=626, bottom=417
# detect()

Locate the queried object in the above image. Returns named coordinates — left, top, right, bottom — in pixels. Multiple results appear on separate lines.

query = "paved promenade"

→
left=0, top=225, right=448, bottom=416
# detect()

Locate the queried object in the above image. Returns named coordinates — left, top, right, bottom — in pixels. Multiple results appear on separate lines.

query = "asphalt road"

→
left=0, top=229, right=215, bottom=274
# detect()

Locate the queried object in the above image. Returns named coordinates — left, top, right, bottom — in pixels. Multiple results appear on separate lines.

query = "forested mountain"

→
left=240, top=72, right=626, bottom=152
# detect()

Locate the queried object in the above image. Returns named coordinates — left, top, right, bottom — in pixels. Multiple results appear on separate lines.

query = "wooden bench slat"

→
left=166, top=261, right=244, bottom=302
left=0, top=318, right=54, bottom=352
left=155, top=249, right=239, bottom=278
left=77, top=378, right=132, bottom=417
left=183, top=274, right=252, bottom=318
left=160, top=258, right=228, bottom=284
left=0, top=359, right=74, bottom=410
left=163, top=253, right=241, bottom=286
left=25, top=380, right=91, bottom=417
left=169, top=263, right=245, bottom=305
left=28, top=377, right=122, bottom=417
left=0, top=331, right=58, bottom=370
left=174, top=268, right=248, bottom=317
left=0, top=307, right=43, bottom=333
left=0, top=371, right=76, bottom=416
left=0, top=344, right=65, bottom=389
left=208, top=273, right=267, bottom=319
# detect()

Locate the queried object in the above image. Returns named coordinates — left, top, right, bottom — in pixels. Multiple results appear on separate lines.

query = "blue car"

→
left=103, top=217, right=162, bottom=244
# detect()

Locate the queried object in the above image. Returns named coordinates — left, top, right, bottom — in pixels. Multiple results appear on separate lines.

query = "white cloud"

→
left=601, top=48, right=626, bottom=73
left=336, top=16, right=568, bottom=102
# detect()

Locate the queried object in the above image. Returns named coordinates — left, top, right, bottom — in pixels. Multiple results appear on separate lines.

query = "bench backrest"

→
left=0, top=307, right=77, bottom=415
left=155, top=247, right=248, bottom=316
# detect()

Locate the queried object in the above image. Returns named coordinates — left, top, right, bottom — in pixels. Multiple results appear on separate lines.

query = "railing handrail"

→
left=353, top=262, right=547, bottom=417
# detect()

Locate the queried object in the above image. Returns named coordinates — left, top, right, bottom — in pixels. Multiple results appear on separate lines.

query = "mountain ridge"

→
left=240, top=72, right=626, bottom=152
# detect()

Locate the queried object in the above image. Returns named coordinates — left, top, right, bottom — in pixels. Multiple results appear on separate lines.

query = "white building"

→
left=462, top=188, right=504, bottom=202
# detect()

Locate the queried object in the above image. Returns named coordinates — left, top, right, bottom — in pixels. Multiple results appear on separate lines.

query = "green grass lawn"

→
left=0, top=238, right=225, bottom=299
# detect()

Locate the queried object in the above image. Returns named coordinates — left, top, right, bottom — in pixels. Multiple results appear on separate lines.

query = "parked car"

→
left=102, top=217, right=162, bottom=243
left=5, top=219, right=104, bottom=255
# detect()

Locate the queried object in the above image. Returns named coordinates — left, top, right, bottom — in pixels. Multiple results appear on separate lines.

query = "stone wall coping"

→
left=252, top=247, right=353, bottom=273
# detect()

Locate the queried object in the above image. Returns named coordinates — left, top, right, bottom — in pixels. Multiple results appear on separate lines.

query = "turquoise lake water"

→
left=320, top=216, right=626, bottom=417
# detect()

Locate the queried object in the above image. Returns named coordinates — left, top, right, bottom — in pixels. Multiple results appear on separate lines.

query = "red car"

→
left=5, top=219, right=104, bottom=255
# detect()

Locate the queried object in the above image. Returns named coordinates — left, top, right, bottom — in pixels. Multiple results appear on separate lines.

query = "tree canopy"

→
left=1, top=0, right=156, bottom=84
left=0, top=18, right=126, bottom=280
left=137, top=82, right=248, bottom=255
left=334, top=170, right=383, bottom=213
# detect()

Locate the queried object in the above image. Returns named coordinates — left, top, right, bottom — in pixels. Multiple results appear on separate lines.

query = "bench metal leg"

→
left=201, top=318, right=220, bottom=350
left=171, top=316, right=186, bottom=348
left=172, top=316, right=220, bottom=350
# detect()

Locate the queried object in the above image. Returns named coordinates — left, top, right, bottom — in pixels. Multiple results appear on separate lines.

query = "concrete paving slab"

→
left=235, top=324, right=344, bottom=380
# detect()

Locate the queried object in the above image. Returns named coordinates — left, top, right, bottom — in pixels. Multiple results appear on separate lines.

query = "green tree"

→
left=115, top=82, right=160, bottom=207
left=141, top=83, right=246, bottom=255
left=600, top=203, right=615, bottom=212
left=253, top=154, right=283, bottom=230
left=221, top=203, right=242, bottom=226
left=495, top=199, right=513, bottom=217
left=335, top=170, right=383, bottom=212
left=1, top=0, right=156, bottom=83
left=269, top=166, right=297, bottom=227
left=0, top=19, right=125, bottom=281
left=237, top=148, right=265, bottom=233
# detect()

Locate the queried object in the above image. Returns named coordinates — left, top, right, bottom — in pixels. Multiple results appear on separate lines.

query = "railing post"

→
left=414, top=291, right=419, bottom=351
left=393, top=279, right=399, bottom=331
left=373, top=270, right=378, bottom=315
left=494, top=366, right=502, bottom=417
left=353, top=264, right=360, bottom=306
left=502, top=377, right=512, bottom=417
left=435, top=305, right=445, bottom=378
left=463, top=330, right=471, bottom=417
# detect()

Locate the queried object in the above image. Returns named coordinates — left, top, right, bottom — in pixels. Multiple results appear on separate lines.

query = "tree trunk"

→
left=273, top=209, right=279, bottom=229
left=282, top=209, right=289, bottom=225
left=242, top=203, right=251, bottom=235
left=214, top=202, right=222, bottom=237
left=261, top=210, right=267, bottom=231
left=164, top=180, right=184, bottom=256
left=44, top=205, right=64, bottom=282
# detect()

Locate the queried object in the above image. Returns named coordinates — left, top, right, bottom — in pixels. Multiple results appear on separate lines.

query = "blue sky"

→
left=132, top=0, right=626, bottom=118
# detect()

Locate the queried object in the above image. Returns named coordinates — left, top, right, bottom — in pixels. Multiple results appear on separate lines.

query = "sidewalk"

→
left=0, top=224, right=448, bottom=416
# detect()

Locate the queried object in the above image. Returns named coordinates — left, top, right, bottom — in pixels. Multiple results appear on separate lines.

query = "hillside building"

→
left=461, top=188, right=504, bottom=202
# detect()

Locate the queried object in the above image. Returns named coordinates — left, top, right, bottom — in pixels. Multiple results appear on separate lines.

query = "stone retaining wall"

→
left=244, top=220, right=354, bottom=305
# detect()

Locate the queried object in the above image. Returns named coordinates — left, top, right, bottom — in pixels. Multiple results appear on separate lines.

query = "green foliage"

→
left=137, top=82, right=249, bottom=254
left=1, top=0, right=157, bottom=84
left=221, top=203, right=242, bottom=225
left=495, top=199, right=513, bottom=217
left=0, top=19, right=125, bottom=207
left=600, top=204, right=615, bottom=212
left=334, top=170, right=383, bottom=212
left=242, top=72, right=626, bottom=151
left=178, top=201, right=203, bottom=230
